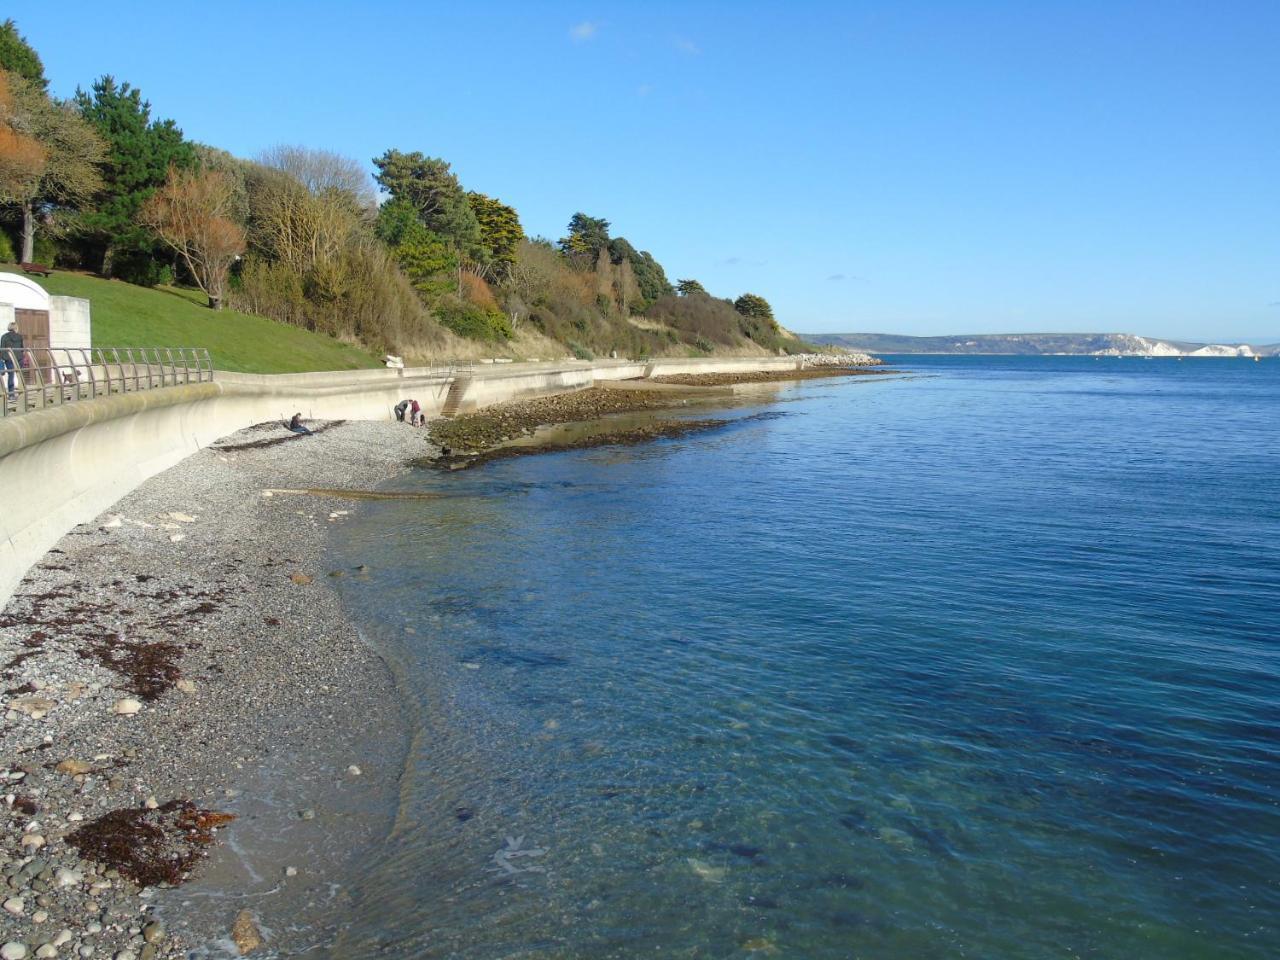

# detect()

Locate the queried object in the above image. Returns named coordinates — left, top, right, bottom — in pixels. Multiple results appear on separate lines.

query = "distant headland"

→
left=804, top=332, right=1278, bottom=357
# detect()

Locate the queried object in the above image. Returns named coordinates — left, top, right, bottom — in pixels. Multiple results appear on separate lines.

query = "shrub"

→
left=110, top=244, right=170, bottom=286
left=435, top=296, right=512, bottom=342
left=567, top=340, right=594, bottom=360
left=644, top=292, right=744, bottom=346
left=0, top=231, right=14, bottom=263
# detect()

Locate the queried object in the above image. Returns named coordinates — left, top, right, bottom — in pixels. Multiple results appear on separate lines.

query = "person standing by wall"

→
left=1, top=323, right=23, bottom=401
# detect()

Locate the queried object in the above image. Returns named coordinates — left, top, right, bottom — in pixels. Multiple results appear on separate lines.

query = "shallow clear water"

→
left=328, top=357, right=1279, bottom=959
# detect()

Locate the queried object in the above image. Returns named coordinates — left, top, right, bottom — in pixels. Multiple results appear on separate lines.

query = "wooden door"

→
left=14, top=308, right=49, bottom=385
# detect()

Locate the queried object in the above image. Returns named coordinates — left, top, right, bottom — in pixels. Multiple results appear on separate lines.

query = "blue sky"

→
left=23, top=1, right=1280, bottom=342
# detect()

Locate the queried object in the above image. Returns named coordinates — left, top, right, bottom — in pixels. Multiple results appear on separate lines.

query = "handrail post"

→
left=31, top=349, right=45, bottom=410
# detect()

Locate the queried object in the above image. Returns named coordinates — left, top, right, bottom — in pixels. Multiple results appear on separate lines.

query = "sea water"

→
left=326, top=356, right=1279, bottom=959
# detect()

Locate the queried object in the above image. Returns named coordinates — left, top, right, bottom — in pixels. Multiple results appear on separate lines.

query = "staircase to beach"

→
left=440, top=376, right=471, bottom=418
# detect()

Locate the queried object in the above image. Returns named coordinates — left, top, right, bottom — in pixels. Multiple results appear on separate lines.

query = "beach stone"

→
left=288, top=573, right=313, bottom=585
left=9, top=698, right=55, bottom=717
left=78, top=949, right=92, bottom=958
left=298, top=809, right=315, bottom=821
left=50, top=933, right=71, bottom=949
left=31, top=910, right=47, bottom=923
left=1, top=945, right=27, bottom=960
left=283, top=866, right=297, bottom=877
left=175, top=679, right=195, bottom=694
left=141, top=923, right=163, bottom=944
left=345, top=765, right=362, bottom=777
left=112, top=700, right=141, bottom=717
left=34, top=947, right=55, bottom=959
left=3, top=897, right=24, bottom=915
left=55, top=869, right=81, bottom=888
left=19, top=836, right=44, bottom=851
left=55, top=760, right=92, bottom=776
left=230, top=910, right=263, bottom=954
left=139, top=947, right=156, bottom=960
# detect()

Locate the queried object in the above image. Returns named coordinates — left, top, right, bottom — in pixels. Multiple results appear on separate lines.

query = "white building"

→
left=0, top=273, right=92, bottom=350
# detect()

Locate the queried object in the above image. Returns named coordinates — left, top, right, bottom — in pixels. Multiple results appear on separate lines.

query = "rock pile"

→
left=794, top=351, right=880, bottom=367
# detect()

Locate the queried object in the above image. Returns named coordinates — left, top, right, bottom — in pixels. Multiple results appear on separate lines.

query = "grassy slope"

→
left=1, top=266, right=380, bottom=373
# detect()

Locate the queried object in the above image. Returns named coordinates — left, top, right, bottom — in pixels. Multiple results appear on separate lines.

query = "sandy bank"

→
left=1, top=420, right=432, bottom=958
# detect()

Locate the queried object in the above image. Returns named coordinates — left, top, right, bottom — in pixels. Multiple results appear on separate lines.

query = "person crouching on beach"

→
left=394, top=398, right=422, bottom=425
left=288, top=412, right=312, bottom=435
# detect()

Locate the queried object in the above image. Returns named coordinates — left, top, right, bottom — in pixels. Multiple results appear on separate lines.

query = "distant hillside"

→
left=805, top=332, right=1280, bottom=357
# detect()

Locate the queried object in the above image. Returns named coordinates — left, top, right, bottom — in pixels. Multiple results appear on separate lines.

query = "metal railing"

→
left=1, top=347, right=214, bottom=417
left=413, top=361, right=473, bottom=378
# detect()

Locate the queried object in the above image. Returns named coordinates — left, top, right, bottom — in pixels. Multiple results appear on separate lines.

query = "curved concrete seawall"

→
left=0, top=355, right=802, bottom=604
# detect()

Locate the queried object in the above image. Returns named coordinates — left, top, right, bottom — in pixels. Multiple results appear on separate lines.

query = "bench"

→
left=19, top=262, right=52, bottom=277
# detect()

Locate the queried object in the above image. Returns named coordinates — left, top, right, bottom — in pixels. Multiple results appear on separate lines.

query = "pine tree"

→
left=0, top=19, right=46, bottom=91
left=73, top=76, right=194, bottom=279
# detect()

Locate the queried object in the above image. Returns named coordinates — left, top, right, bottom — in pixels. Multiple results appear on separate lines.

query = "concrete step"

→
left=440, top=376, right=472, bottom=418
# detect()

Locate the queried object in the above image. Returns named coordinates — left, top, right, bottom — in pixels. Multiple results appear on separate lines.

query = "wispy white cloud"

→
left=674, top=35, right=701, bottom=55
left=570, top=21, right=598, bottom=42
left=720, top=256, right=766, bottom=267
left=827, top=273, right=862, bottom=282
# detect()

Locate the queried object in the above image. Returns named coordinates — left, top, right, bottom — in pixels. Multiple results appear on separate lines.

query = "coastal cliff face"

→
left=805, top=332, right=1277, bottom=356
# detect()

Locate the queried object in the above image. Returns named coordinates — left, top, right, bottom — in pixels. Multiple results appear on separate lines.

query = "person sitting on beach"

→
left=287, top=412, right=312, bottom=435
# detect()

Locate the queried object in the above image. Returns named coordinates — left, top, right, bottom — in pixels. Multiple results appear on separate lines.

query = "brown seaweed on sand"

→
left=67, top=800, right=236, bottom=887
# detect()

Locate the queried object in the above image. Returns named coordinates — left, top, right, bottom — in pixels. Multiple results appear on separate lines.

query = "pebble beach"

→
left=1, top=420, right=432, bottom=959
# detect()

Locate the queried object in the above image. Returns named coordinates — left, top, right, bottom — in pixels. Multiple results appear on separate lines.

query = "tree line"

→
left=0, top=20, right=799, bottom=358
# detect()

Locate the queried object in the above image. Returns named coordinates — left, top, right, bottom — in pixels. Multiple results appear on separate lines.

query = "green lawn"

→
left=1, top=266, right=381, bottom=374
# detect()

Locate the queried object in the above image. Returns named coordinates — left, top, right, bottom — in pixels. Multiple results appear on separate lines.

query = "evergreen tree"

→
left=0, top=19, right=46, bottom=91
left=559, top=212, right=610, bottom=259
left=73, top=76, right=194, bottom=279
left=608, top=237, right=672, bottom=308
left=676, top=278, right=707, bottom=297
left=733, top=293, right=775, bottom=326
left=372, top=149, right=480, bottom=257
left=466, top=191, right=523, bottom=278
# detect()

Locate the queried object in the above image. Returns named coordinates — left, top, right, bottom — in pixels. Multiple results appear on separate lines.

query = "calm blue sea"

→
left=328, top=356, right=1279, bottom=959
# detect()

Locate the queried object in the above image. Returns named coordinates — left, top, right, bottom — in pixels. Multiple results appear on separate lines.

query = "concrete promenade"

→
left=0, top=355, right=802, bottom=604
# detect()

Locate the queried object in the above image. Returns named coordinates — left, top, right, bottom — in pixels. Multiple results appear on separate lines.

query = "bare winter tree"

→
left=258, top=144, right=376, bottom=207
left=141, top=166, right=246, bottom=309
